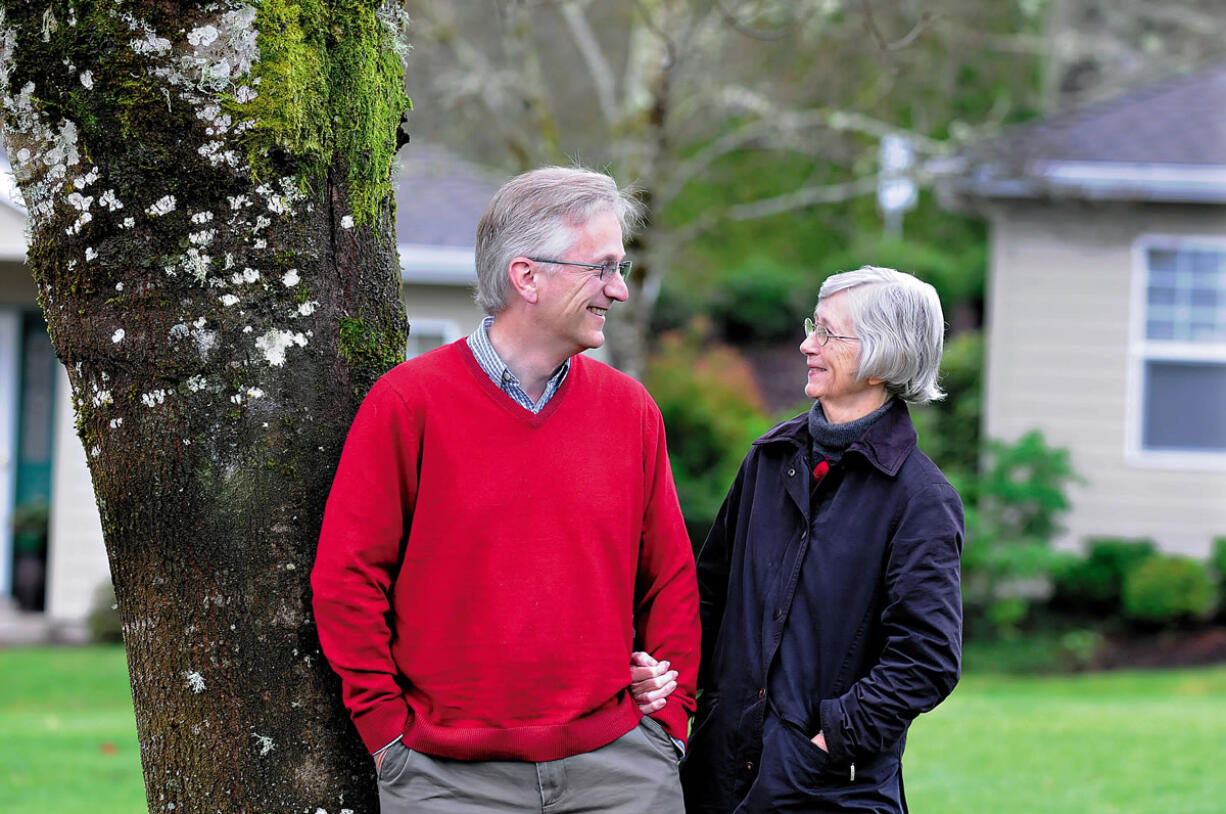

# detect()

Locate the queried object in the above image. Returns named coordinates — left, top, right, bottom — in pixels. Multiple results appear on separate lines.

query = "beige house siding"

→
left=401, top=283, right=484, bottom=347
left=985, top=202, right=1226, bottom=556
left=45, top=366, right=110, bottom=622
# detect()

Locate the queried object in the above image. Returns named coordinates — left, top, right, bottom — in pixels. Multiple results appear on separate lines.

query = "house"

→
left=0, top=146, right=498, bottom=633
left=937, top=61, right=1226, bottom=557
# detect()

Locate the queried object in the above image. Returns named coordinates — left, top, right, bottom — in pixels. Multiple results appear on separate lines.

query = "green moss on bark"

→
left=242, top=0, right=410, bottom=225
left=337, top=315, right=405, bottom=387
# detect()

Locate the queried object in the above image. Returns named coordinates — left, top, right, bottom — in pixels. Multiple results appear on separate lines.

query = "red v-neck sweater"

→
left=312, top=340, right=700, bottom=761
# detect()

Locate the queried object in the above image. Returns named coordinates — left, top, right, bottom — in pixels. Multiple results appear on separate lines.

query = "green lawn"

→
left=0, top=646, right=145, bottom=813
left=1, top=646, right=1223, bottom=813
left=905, top=666, right=1226, bottom=814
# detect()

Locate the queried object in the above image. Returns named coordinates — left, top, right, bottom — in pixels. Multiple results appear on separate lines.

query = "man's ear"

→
left=507, top=257, right=538, bottom=304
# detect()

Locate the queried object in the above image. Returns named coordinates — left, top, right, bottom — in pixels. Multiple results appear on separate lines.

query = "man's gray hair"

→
left=474, top=166, right=644, bottom=314
left=818, top=265, right=946, bottom=404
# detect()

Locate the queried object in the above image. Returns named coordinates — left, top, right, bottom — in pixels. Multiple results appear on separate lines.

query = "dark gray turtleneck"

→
left=808, top=397, right=894, bottom=469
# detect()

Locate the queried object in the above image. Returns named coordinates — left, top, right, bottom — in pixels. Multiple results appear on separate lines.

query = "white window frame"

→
left=1126, top=234, right=1226, bottom=470
left=405, top=317, right=462, bottom=359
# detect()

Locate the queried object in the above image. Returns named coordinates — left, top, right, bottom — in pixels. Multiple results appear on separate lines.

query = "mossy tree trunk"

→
left=0, top=2, right=410, bottom=811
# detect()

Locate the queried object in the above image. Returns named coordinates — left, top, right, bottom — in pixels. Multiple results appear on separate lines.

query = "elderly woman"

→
left=679, top=266, right=964, bottom=813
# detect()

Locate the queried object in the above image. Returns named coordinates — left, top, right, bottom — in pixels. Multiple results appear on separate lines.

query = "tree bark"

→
left=0, top=2, right=410, bottom=811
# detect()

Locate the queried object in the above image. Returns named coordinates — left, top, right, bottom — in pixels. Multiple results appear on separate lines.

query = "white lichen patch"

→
left=185, top=670, right=206, bottom=693
left=341, top=215, right=354, bottom=229
left=255, top=329, right=308, bottom=367
left=99, top=189, right=123, bottom=211
left=111, top=328, right=124, bottom=343
left=0, top=75, right=83, bottom=230
left=185, top=375, right=208, bottom=392
left=231, top=386, right=265, bottom=405
left=169, top=323, right=190, bottom=340
left=109, top=417, right=123, bottom=429
left=141, top=389, right=168, bottom=407
left=79, top=69, right=93, bottom=89
left=281, top=269, right=300, bottom=287
left=296, top=301, right=318, bottom=317
left=146, top=194, right=176, bottom=217
left=252, top=733, right=275, bottom=756
left=73, top=167, right=98, bottom=189
left=219, top=293, right=239, bottom=307
left=91, top=389, right=113, bottom=408
left=188, top=228, right=215, bottom=246
left=85, top=247, right=97, bottom=261
left=190, top=211, right=215, bottom=224
left=187, top=24, right=219, bottom=48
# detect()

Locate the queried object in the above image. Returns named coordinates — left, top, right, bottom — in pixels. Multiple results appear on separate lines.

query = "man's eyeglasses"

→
left=804, top=318, right=860, bottom=346
left=528, top=257, right=632, bottom=280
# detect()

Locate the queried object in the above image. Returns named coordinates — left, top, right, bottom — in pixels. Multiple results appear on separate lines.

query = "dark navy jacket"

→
left=681, top=400, right=963, bottom=813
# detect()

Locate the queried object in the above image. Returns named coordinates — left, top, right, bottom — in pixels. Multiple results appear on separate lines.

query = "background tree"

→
left=0, top=1, right=410, bottom=810
left=401, top=0, right=1051, bottom=375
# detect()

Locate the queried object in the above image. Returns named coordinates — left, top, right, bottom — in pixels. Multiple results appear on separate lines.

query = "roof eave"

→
left=939, top=161, right=1226, bottom=207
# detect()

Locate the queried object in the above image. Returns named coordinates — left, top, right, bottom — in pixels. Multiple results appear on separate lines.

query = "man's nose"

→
left=606, top=270, right=630, bottom=302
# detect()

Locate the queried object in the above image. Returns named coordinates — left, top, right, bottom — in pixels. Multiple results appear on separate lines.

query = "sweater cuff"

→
left=353, top=698, right=411, bottom=755
left=651, top=701, right=691, bottom=746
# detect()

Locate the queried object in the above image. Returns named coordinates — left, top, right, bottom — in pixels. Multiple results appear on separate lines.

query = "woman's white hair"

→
left=818, top=265, right=946, bottom=404
left=474, top=166, right=643, bottom=314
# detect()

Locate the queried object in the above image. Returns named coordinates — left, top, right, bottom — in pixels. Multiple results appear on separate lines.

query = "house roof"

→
left=394, top=144, right=503, bottom=285
left=937, top=60, right=1226, bottom=205
left=0, top=142, right=501, bottom=278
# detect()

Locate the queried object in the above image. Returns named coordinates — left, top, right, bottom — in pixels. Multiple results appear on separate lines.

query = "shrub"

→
left=1212, top=537, right=1226, bottom=622
left=912, top=331, right=983, bottom=482
left=1053, top=537, right=1158, bottom=613
left=87, top=581, right=124, bottom=644
left=708, top=256, right=816, bottom=345
left=1122, top=555, right=1218, bottom=624
left=961, top=431, right=1079, bottom=638
left=1211, top=536, right=1226, bottom=583
left=645, top=325, right=772, bottom=546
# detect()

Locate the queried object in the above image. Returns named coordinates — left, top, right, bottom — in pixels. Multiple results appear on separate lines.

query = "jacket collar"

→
left=753, top=398, right=917, bottom=477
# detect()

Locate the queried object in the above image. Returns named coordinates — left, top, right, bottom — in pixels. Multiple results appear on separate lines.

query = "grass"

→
left=0, top=645, right=145, bottom=814
left=1, top=645, right=1223, bottom=813
left=905, top=666, right=1226, bottom=814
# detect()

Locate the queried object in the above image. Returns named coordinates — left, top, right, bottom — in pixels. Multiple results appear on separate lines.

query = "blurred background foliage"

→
left=399, top=0, right=1226, bottom=654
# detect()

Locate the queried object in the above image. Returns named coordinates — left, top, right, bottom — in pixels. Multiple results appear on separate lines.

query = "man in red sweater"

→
left=312, top=166, right=699, bottom=812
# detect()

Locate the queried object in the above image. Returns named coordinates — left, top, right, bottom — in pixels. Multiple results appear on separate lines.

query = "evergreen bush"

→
left=1122, top=555, right=1218, bottom=624
left=1053, top=537, right=1158, bottom=614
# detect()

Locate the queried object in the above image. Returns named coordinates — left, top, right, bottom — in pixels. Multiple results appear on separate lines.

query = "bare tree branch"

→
left=559, top=0, right=618, bottom=124
left=726, top=176, right=878, bottom=220
left=859, top=0, right=940, bottom=52
left=713, top=0, right=794, bottom=41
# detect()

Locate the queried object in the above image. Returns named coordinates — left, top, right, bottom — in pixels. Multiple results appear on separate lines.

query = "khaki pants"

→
left=377, top=717, right=684, bottom=813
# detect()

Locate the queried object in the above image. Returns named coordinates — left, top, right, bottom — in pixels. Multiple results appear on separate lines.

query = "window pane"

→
left=1146, top=320, right=1175, bottom=340
left=1147, top=249, right=1177, bottom=274
left=1189, top=288, right=1218, bottom=307
left=1147, top=286, right=1176, bottom=306
left=1189, top=250, right=1221, bottom=277
left=1142, top=360, right=1226, bottom=451
left=406, top=331, right=447, bottom=359
left=1146, top=247, right=1226, bottom=345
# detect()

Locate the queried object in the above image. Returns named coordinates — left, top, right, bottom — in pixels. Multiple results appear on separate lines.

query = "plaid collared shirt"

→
left=466, top=316, right=570, bottom=414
